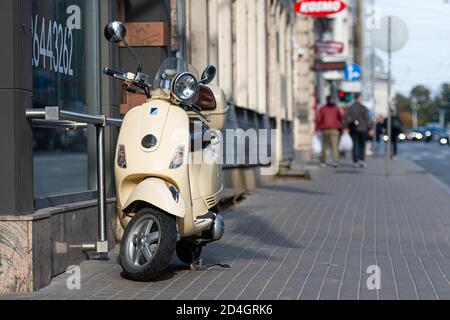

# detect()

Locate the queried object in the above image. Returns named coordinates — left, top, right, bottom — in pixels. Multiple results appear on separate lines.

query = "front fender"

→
left=123, top=178, right=186, bottom=218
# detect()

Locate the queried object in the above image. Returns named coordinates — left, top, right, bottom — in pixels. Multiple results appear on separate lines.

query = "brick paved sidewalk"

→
left=3, top=158, right=450, bottom=300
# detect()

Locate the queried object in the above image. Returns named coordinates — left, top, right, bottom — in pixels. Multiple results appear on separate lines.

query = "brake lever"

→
left=184, top=104, right=210, bottom=124
left=191, top=104, right=202, bottom=113
left=192, top=104, right=210, bottom=123
left=123, top=84, right=146, bottom=95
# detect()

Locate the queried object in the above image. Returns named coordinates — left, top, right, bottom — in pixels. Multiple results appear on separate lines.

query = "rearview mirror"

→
left=200, top=65, right=216, bottom=85
left=104, top=21, right=126, bottom=43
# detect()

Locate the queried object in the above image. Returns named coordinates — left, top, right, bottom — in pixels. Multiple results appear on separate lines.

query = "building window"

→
left=32, top=0, right=100, bottom=204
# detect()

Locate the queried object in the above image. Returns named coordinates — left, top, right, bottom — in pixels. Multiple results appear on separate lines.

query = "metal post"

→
left=439, top=108, right=445, bottom=128
left=317, top=71, right=324, bottom=107
left=25, top=107, right=122, bottom=258
left=371, top=0, right=377, bottom=155
left=355, top=0, right=364, bottom=66
left=386, top=16, right=392, bottom=177
left=177, top=0, right=187, bottom=60
left=413, top=109, right=418, bottom=129
left=96, top=121, right=109, bottom=260
left=411, top=97, right=418, bottom=129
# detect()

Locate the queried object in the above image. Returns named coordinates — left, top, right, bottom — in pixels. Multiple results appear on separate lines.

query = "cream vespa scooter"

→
left=103, top=22, right=228, bottom=281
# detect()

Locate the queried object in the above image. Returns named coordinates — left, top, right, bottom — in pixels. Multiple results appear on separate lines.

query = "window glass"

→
left=32, top=0, right=100, bottom=199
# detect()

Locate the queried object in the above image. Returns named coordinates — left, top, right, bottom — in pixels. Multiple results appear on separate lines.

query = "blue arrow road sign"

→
left=344, top=63, right=362, bottom=81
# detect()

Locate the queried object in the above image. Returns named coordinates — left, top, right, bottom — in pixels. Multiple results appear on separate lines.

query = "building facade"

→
left=314, top=0, right=364, bottom=110
left=183, top=0, right=316, bottom=183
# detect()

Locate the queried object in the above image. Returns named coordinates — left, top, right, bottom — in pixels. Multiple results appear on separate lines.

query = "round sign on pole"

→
left=373, top=16, right=409, bottom=53
left=372, top=16, right=408, bottom=177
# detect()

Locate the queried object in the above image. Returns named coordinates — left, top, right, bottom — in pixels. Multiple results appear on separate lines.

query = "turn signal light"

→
left=117, top=144, right=127, bottom=169
left=169, top=145, right=185, bottom=169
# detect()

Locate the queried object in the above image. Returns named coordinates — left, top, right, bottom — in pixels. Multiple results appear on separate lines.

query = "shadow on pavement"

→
left=258, top=184, right=330, bottom=196
left=120, top=264, right=191, bottom=283
left=206, top=242, right=284, bottom=263
left=225, top=209, right=301, bottom=249
left=334, top=170, right=363, bottom=175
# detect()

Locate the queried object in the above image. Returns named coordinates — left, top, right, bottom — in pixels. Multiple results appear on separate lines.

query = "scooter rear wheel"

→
left=119, top=207, right=177, bottom=281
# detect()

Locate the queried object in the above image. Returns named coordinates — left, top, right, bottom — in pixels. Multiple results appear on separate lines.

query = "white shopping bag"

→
left=339, top=132, right=353, bottom=152
left=312, top=134, right=322, bottom=155
left=365, top=140, right=373, bottom=156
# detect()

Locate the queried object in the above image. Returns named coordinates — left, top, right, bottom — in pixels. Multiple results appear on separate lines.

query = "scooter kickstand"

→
left=190, top=245, right=204, bottom=270
left=190, top=258, right=203, bottom=270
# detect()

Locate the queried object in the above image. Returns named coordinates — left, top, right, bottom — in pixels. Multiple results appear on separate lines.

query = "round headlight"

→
left=172, top=72, right=198, bottom=102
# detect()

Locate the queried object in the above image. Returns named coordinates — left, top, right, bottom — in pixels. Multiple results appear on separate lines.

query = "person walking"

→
left=343, top=93, right=371, bottom=168
left=375, top=115, right=385, bottom=157
left=383, top=110, right=402, bottom=158
left=316, top=95, right=342, bottom=168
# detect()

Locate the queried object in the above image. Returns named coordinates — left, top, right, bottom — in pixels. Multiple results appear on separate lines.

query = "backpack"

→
left=392, top=117, right=401, bottom=131
left=347, top=104, right=368, bottom=133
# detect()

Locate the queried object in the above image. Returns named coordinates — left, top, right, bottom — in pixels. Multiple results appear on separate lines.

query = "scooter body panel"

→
left=115, top=98, right=195, bottom=235
left=189, top=146, right=223, bottom=210
left=122, top=177, right=186, bottom=218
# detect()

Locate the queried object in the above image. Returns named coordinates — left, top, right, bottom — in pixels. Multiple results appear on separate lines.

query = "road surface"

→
left=399, top=141, right=450, bottom=188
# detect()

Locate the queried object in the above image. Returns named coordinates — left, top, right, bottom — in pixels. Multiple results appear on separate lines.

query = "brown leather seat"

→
left=196, top=85, right=217, bottom=111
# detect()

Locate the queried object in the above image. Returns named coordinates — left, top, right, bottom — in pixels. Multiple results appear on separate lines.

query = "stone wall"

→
left=0, top=200, right=116, bottom=293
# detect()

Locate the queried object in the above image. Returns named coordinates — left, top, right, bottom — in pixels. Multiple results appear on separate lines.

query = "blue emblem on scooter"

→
left=150, top=107, right=158, bottom=116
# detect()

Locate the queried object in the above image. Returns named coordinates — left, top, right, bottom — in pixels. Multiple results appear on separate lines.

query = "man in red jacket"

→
left=316, top=95, right=342, bottom=168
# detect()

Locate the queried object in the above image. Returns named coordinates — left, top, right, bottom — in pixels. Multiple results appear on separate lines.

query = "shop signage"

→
left=341, top=81, right=362, bottom=93
left=315, top=41, right=344, bottom=54
left=293, top=0, right=347, bottom=17
left=31, top=5, right=82, bottom=77
left=31, top=0, right=95, bottom=114
left=314, top=60, right=346, bottom=71
left=323, top=70, right=344, bottom=81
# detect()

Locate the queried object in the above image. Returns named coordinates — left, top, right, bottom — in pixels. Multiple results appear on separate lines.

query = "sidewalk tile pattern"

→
left=2, top=159, right=450, bottom=300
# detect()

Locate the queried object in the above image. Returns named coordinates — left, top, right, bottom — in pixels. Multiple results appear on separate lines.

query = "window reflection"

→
left=32, top=0, right=99, bottom=199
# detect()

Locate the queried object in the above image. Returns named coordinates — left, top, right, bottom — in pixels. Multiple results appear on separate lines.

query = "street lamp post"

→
left=386, top=16, right=392, bottom=177
left=439, top=107, right=446, bottom=128
left=411, top=96, right=418, bottom=130
left=370, top=0, right=377, bottom=153
left=373, top=16, right=408, bottom=177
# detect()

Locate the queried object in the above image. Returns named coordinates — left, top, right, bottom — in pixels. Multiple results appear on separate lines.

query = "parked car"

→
left=424, top=124, right=443, bottom=142
left=438, top=128, right=449, bottom=145
left=405, top=128, right=424, bottom=141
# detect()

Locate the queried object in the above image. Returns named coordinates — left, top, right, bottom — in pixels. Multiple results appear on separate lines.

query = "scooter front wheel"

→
left=119, top=207, right=177, bottom=281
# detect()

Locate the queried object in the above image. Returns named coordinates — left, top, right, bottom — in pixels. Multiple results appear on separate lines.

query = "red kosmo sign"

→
left=293, top=0, right=347, bottom=17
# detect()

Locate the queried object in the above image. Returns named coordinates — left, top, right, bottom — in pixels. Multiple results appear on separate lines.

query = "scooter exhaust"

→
left=209, top=212, right=225, bottom=241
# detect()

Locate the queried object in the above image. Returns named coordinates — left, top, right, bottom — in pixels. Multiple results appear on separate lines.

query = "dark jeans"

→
left=391, top=134, right=398, bottom=156
left=351, top=132, right=367, bottom=163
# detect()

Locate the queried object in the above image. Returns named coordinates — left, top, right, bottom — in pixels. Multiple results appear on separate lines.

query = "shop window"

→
left=32, top=0, right=100, bottom=204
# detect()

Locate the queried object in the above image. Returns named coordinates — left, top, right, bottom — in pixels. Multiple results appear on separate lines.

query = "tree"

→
left=411, top=85, right=431, bottom=103
left=394, top=93, right=412, bottom=113
left=439, top=83, right=450, bottom=103
left=410, top=85, right=437, bottom=126
left=394, top=94, right=413, bottom=129
left=436, top=83, right=450, bottom=126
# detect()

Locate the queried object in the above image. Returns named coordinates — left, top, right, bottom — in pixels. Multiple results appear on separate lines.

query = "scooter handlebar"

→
left=103, top=67, right=127, bottom=80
